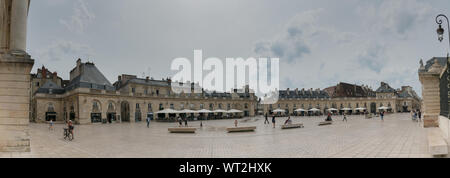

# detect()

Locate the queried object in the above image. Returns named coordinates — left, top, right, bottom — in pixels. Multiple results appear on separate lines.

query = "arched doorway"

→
left=121, top=101, right=130, bottom=122
left=107, top=101, right=116, bottom=123
left=91, top=100, right=102, bottom=123
left=45, top=103, right=57, bottom=121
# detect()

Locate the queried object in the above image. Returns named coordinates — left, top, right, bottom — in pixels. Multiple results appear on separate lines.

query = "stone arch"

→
left=107, top=100, right=116, bottom=113
left=91, top=99, right=102, bottom=123
left=121, top=101, right=131, bottom=122
left=106, top=100, right=117, bottom=123
left=45, top=102, right=57, bottom=121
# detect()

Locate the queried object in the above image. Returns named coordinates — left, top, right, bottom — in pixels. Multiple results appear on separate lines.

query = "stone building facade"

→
left=419, top=57, right=450, bottom=134
left=31, top=59, right=257, bottom=124
left=263, top=82, right=421, bottom=116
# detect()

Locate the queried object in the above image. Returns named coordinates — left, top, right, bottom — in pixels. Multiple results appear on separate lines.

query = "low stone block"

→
left=318, top=121, right=333, bottom=126
left=227, top=126, right=256, bottom=133
left=281, top=123, right=304, bottom=129
left=168, top=127, right=196, bottom=133
left=428, top=128, right=448, bottom=156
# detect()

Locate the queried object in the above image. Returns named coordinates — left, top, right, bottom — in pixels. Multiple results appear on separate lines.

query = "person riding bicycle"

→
left=67, top=120, right=74, bottom=139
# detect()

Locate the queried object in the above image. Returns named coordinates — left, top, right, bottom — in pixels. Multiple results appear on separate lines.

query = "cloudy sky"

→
left=26, top=0, right=450, bottom=95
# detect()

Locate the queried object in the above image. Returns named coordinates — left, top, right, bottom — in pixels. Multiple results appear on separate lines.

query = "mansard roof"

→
left=376, top=82, right=396, bottom=93
left=66, top=63, right=114, bottom=91
left=279, top=89, right=330, bottom=99
left=36, top=81, right=65, bottom=94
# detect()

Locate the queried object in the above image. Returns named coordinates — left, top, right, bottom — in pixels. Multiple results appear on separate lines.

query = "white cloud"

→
left=357, top=0, right=432, bottom=37
left=59, top=0, right=95, bottom=34
left=32, top=40, right=94, bottom=62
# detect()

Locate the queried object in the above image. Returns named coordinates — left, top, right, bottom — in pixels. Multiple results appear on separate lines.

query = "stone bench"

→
left=168, top=127, right=197, bottom=133
left=318, top=121, right=333, bottom=126
left=427, top=128, right=448, bottom=156
left=281, top=123, right=304, bottom=129
left=227, top=126, right=256, bottom=133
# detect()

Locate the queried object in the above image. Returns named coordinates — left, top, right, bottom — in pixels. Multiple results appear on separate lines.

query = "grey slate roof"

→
left=376, top=83, right=396, bottom=93
left=66, top=63, right=114, bottom=91
left=279, top=90, right=330, bottom=99
left=128, top=78, right=170, bottom=87
left=36, top=81, right=65, bottom=94
left=398, top=89, right=420, bottom=99
left=424, top=57, right=448, bottom=72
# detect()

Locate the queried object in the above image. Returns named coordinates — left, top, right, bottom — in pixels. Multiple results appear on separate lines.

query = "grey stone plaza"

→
left=0, top=113, right=433, bottom=158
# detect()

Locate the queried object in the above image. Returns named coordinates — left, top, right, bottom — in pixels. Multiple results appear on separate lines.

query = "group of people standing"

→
left=264, top=113, right=278, bottom=128
left=177, top=116, right=189, bottom=127
left=411, top=110, right=422, bottom=122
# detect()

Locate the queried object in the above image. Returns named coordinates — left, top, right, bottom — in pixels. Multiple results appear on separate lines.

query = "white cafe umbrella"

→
left=378, top=106, right=391, bottom=110
left=179, top=109, right=196, bottom=113
left=328, top=108, right=338, bottom=111
left=309, top=108, right=320, bottom=112
left=228, top=109, right=243, bottom=113
left=156, top=109, right=179, bottom=114
left=355, top=107, right=367, bottom=111
left=342, top=108, right=353, bottom=111
left=273, top=109, right=285, bottom=113
left=295, top=108, right=306, bottom=112
left=197, top=109, right=213, bottom=113
left=213, top=109, right=228, bottom=113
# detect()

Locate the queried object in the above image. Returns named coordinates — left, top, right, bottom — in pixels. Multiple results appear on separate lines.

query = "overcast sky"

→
left=26, top=0, right=450, bottom=95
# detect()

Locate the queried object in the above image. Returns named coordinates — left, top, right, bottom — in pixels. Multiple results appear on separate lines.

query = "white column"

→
left=10, top=0, right=29, bottom=52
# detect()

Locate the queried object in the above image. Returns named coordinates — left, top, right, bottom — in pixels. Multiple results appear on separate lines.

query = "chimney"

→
left=295, top=88, right=299, bottom=94
left=118, top=75, right=122, bottom=82
left=76, top=58, right=82, bottom=67
left=286, top=88, right=290, bottom=95
left=53, top=72, right=58, bottom=81
left=146, top=76, right=150, bottom=82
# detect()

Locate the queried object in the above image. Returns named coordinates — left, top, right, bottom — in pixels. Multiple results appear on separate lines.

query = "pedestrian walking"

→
left=234, top=120, right=238, bottom=127
left=418, top=110, right=422, bottom=122
left=184, top=118, right=188, bottom=127
left=146, top=117, right=150, bottom=128
left=49, top=120, right=54, bottom=131
left=342, top=113, right=347, bottom=122
left=380, top=111, right=384, bottom=121
left=178, top=117, right=183, bottom=127
left=272, top=115, right=276, bottom=128
left=264, top=113, right=269, bottom=125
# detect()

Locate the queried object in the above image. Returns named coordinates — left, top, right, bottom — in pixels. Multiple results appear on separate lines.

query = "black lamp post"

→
left=436, top=14, right=450, bottom=48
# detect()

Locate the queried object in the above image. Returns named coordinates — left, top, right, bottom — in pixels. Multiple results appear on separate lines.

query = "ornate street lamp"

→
left=436, top=14, right=450, bottom=47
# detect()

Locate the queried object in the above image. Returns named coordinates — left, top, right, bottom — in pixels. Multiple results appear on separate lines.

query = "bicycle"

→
left=63, top=128, right=74, bottom=141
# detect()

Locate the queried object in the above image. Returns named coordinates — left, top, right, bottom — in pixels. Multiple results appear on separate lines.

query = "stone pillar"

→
left=419, top=59, right=444, bottom=128
left=0, top=0, right=33, bottom=152
left=0, top=54, right=33, bottom=152
left=9, top=0, right=28, bottom=52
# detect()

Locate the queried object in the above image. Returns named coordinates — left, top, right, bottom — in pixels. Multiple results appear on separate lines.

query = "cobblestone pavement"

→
left=0, top=113, right=433, bottom=158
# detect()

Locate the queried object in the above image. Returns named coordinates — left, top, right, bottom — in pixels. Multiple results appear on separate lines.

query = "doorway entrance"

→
left=121, top=101, right=130, bottom=122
